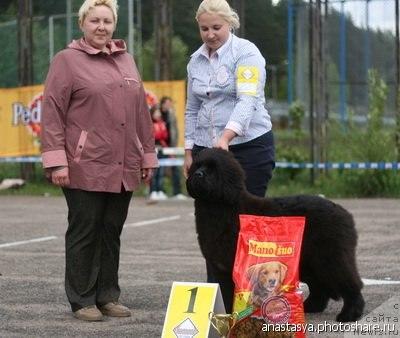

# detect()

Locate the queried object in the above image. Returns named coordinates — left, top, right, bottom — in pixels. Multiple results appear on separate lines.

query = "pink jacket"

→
left=41, top=38, right=158, bottom=193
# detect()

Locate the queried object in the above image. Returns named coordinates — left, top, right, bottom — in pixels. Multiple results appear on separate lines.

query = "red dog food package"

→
left=230, top=215, right=306, bottom=338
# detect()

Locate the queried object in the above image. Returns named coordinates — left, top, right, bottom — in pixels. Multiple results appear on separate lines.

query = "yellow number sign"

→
left=162, top=282, right=225, bottom=338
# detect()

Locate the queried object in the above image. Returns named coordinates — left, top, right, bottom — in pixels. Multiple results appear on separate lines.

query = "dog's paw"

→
left=336, top=309, right=362, bottom=322
left=336, top=295, right=365, bottom=322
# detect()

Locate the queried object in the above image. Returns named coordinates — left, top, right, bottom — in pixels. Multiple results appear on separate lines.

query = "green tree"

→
left=141, top=34, right=188, bottom=80
left=0, top=21, right=18, bottom=87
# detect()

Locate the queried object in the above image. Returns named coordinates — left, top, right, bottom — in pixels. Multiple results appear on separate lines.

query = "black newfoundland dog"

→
left=186, top=148, right=365, bottom=322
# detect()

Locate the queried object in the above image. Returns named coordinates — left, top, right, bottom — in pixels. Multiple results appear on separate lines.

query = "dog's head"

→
left=186, top=148, right=246, bottom=205
left=247, top=261, right=288, bottom=294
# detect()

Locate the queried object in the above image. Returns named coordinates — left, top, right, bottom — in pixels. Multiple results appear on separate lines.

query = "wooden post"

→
left=18, top=0, right=33, bottom=87
left=231, top=0, right=245, bottom=37
left=154, top=0, right=172, bottom=81
left=18, top=0, right=35, bottom=180
left=309, top=0, right=326, bottom=183
left=395, top=0, right=400, bottom=161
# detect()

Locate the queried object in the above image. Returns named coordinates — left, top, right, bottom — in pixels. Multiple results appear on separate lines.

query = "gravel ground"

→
left=0, top=196, right=399, bottom=337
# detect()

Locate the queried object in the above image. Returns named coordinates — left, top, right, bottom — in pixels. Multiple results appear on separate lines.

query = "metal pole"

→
left=309, top=0, right=315, bottom=183
left=339, top=0, right=347, bottom=128
left=396, top=0, right=400, bottom=160
left=49, top=13, right=77, bottom=61
left=295, top=5, right=306, bottom=105
left=396, top=0, right=399, bottom=90
left=323, top=0, right=329, bottom=163
left=128, top=0, right=134, bottom=54
left=364, top=0, right=370, bottom=109
left=271, top=65, right=278, bottom=100
left=49, top=16, right=54, bottom=62
left=66, top=0, right=72, bottom=44
left=287, top=0, right=294, bottom=105
left=324, top=0, right=329, bottom=119
left=137, top=0, right=143, bottom=73
left=316, top=0, right=326, bottom=166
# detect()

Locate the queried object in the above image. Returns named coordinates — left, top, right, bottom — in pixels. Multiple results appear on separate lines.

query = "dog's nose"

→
left=194, top=167, right=205, bottom=178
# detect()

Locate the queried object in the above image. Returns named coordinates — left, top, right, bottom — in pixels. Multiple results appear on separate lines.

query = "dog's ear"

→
left=279, top=262, right=288, bottom=284
left=246, top=264, right=260, bottom=285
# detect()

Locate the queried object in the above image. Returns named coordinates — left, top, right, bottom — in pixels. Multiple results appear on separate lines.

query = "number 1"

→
left=185, top=287, right=198, bottom=313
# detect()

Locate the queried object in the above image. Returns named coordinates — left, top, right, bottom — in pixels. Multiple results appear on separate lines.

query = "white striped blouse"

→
left=184, top=33, right=272, bottom=149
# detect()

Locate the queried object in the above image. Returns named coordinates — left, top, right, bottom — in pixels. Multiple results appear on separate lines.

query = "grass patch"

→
left=0, top=180, right=63, bottom=196
left=269, top=168, right=400, bottom=198
left=2, top=167, right=399, bottom=198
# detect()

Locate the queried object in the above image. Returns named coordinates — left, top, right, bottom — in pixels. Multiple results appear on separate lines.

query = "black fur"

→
left=186, top=148, right=365, bottom=322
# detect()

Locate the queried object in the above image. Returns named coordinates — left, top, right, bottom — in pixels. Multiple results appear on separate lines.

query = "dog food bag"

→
left=230, top=215, right=306, bottom=338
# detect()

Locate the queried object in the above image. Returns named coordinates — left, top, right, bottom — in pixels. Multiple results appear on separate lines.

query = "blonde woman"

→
left=184, top=0, right=274, bottom=198
left=183, top=0, right=275, bottom=312
left=41, top=0, right=157, bottom=321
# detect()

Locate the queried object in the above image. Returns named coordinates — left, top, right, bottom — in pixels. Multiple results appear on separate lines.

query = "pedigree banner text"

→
left=0, top=81, right=186, bottom=158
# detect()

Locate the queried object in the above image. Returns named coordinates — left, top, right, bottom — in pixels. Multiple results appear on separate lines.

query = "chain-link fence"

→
left=0, top=0, right=142, bottom=88
left=292, top=0, right=397, bottom=124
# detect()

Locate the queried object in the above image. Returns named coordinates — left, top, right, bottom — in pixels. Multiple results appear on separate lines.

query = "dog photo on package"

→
left=230, top=215, right=306, bottom=338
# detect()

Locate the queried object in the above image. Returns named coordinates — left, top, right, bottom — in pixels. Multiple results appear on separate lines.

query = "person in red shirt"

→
left=160, top=96, right=188, bottom=200
left=149, top=105, right=169, bottom=200
left=152, top=105, right=169, bottom=148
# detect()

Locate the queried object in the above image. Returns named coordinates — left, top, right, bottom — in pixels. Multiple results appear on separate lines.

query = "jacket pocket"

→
left=73, top=130, right=88, bottom=163
left=135, top=135, right=144, bottom=158
left=124, top=76, right=139, bottom=83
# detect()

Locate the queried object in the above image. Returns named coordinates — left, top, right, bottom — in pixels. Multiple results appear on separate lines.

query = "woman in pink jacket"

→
left=40, top=0, right=158, bottom=321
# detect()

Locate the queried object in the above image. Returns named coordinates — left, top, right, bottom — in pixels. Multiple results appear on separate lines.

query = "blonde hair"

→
left=196, top=0, right=240, bottom=30
left=78, top=0, right=118, bottom=26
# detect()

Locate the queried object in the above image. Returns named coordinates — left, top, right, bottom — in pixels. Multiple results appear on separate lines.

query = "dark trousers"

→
left=192, top=131, right=275, bottom=311
left=228, top=131, right=275, bottom=197
left=171, top=166, right=182, bottom=195
left=62, top=188, right=132, bottom=312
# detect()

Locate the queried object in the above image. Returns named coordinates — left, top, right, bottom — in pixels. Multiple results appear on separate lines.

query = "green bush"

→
left=324, top=70, right=399, bottom=197
left=275, top=101, right=308, bottom=180
left=271, top=70, right=400, bottom=198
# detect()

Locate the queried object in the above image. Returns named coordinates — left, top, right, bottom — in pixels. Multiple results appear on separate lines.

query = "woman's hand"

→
left=215, top=138, right=230, bottom=150
left=183, top=150, right=193, bottom=178
left=215, top=129, right=237, bottom=151
left=51, top=166, right=70, bottom=187
left=141, top=168, right=154, bottom=183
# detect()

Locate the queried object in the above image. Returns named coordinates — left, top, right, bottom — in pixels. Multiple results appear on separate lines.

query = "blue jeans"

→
left=150, top=166, right=165, bottom=192
left=150, top=153, right=167, bottom=192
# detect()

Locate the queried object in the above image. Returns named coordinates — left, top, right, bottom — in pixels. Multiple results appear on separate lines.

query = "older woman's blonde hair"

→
left=195, top=0, right=240, bottom=30
left=78, top=0, right=118, bottom=26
